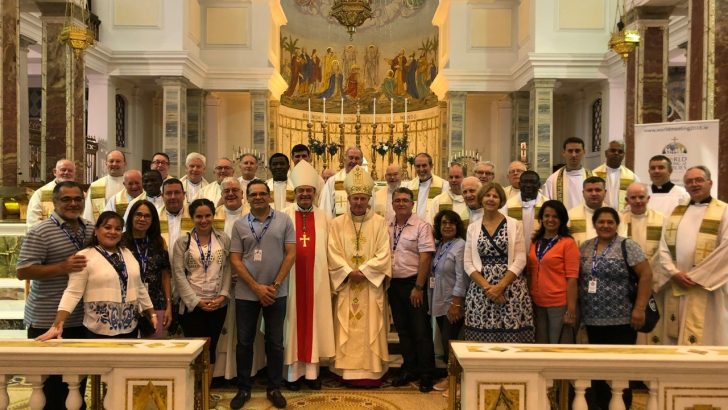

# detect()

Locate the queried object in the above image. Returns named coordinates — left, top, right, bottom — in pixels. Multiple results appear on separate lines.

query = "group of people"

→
left=16, top=136, right=727, bottom=409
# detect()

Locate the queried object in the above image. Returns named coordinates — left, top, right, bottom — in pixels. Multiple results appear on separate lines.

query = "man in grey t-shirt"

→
left=17, top=181, right=92, bottom=409
left=229, top=179, right=296, bottom=409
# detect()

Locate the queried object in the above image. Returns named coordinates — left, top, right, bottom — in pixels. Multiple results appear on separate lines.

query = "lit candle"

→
left=308, top=98, right=311, bottom=123
left=390, top=98, right=394, bottom=124
left=372, top=98, right=376, bottom=123
left=404, top=98, right=408, bottom=124
left=323, top=98, right=326, bottom=123
left=340, top=97, right=344, bottom=124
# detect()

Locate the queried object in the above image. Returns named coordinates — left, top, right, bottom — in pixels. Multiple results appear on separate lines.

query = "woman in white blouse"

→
left=462, top=182, right=533, bottom=343
left=172, top=198, right=232, bottom=387
left=37, top=211, right=157, bottom=340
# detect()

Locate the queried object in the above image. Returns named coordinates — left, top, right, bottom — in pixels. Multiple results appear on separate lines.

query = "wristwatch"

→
left=414, top=284, right=424, bottom=291
left=273, top=282, right=281, bottom=291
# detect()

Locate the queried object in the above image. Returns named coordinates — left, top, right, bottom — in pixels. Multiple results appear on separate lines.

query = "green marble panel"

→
left=0, top=236, right=23, bottom=279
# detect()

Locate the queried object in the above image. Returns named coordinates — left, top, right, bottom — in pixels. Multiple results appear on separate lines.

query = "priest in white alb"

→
left=658, top=166, right=728, bottom=346
left=282, top=160, right=335, bottom=389
left=328, top=165, right=391, bottom=386
left=543, top=137, right=593, bottom=209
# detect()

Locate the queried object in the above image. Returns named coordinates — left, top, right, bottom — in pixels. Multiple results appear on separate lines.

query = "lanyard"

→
left=591, top=237, right=617, bottom=276
left=536, top=236, right=559, bottom=262
left=392, top=223, right=406, bottom=251
left=193, top=229, right=213, bottom=273
left=134, top=237, right=149, bottom=274
left=248, top=212, right=273, bottom=245
left=50, top=215, right=86, bottom=250
left=96, top=246, right=128, bottom=280
left=432, top=240, right=455, bottom=274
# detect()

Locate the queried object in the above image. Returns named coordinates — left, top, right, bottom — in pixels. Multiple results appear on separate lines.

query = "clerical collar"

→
left=419, top=176, right=432, bottom=184
left=651, top=181, right=675, bottom=193
left=296, top=205, right=314, bottom=212
left=166, top=209, right=182, bottom=217
left=522, top=198, right=537, bottom=208
left=225, top=205, right=243, bottom=214
left=273, top=179, right=287, bottom=184
left=606, top=165, right=621, bottom=171
left=690, top=196, right=712, bottom=206
left=187, top=179, right=202, bottom=187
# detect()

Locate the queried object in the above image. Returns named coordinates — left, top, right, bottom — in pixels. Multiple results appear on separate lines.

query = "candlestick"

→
left=340, top=98, right=344, bottom=124
left=323, top=98, right=326, bottom=123
left=390, top=98, right=394, bottom=124
left=308, top=98, right=311, bottom=123
left=372, top=98, right=376, bottom=123
left=404, top=98, right=408, bottom=124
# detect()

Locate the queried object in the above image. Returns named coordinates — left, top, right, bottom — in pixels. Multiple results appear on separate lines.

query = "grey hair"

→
left=686, top=165, right=712, bottom=181
left=185, top=152, right=207, bottom=167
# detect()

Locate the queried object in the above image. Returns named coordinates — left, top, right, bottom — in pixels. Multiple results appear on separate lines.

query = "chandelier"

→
left=329, top=0, right=373, bottom=40
left=59, top=0, right=95, bottom=58
left=608, top=0, right=640, bottom=62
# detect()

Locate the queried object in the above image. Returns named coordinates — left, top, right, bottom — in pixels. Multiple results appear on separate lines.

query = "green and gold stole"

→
left=593, top=164, right=636, bottom=211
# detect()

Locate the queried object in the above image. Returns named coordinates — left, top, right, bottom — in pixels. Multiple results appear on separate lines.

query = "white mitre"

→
left=344, top=165, right=374, bottom=196
left=291, top=160, right=320, bottom=190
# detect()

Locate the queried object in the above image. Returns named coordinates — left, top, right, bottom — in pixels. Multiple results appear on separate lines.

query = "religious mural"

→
left=279, top=0, right=439, bottom=113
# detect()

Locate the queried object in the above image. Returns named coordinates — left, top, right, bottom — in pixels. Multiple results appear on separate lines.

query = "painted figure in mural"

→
left=364, top=45, right=380, bottom=90
left=318, top=48, right=339, bottom=93
left=343, top=45, right=357, bottom=84
left=319, top=60, right=343, bottom=99
left=284, top=50, right=304, bottom=97
left=416, top=52, right=432, bottom=98
left=406, top=52, right=419, bottom=99
left=387, top=49, right=408, bottom=96
left=310, top=49, right=322, bottom=94
left=344, top=64, right=362, bottom=98
left=297, top=47, right=313, bottom=95
left=381, top=69, right=396, bottom=100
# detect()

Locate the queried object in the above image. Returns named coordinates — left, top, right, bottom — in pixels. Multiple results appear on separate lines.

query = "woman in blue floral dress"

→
left=462, top=183, right=534, bottom=343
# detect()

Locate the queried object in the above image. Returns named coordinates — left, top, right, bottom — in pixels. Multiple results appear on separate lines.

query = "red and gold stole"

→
left=295, top=210, right=316, bottom=362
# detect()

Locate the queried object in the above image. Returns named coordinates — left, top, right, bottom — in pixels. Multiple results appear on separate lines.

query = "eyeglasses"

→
left=508, top=169, right=525, bottom=175
left=223, top=188, right=241, bottom=194
left=134, top=212, right=153, bottom=220
left=475, top=171, right=494, bottom=176
left=152, top=160, right=169, bottom=166
left=215, top=166, right=233, bottom=171
left=392, top=198, right=412, bottom=204
left=58, top=196, right=84, bottom=204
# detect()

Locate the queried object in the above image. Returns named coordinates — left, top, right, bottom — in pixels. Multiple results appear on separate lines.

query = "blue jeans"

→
left=235, top=297, right=287, bottom=390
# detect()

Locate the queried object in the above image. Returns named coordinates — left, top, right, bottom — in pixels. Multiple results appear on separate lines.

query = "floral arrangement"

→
left=406, top=154, right=416, bottom=165
left=375, top=142, right=390, bottom=157
left=391, top=138, right=409, bottom=156
left=308, top=138, right=327, bottom=156
left=327, top=143, right=339, bottom=156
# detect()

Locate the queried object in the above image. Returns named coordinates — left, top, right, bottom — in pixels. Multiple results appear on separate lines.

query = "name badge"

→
left=254, top=249, right=263, bottom=262
left=429, top=277, right=435, bottom=289
left=588, top=279, right=598, bottom=294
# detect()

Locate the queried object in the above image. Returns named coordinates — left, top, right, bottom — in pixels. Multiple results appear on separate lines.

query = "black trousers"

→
left=179, top=305, right=228, bottom=365
left=27, top=326, right=87, bottom=410
left=435, top=315, right=463, bottom=364
left=586, top=324, right=637, bottom=410
left=388, top=277, right=436, bottom=378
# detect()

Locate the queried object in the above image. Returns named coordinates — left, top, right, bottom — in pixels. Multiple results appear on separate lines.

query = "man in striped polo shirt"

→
left=17, top=180, right=93, bottom=409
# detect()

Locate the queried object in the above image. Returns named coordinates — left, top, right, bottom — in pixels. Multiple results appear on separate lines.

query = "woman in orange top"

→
left=526, top=200, right=580, bottom=343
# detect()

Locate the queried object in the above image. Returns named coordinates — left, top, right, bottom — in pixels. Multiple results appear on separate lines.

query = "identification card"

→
left=429, top=277, right=436, bottom=289
left=254, top=249, right=263, bottom=262
left=588, top=279, right=598, bottom=294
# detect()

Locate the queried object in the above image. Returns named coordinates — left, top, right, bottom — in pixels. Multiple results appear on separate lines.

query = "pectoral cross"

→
left=300, top=233, right=311, bottom=248
left=351, top=254, right=364, bottom=265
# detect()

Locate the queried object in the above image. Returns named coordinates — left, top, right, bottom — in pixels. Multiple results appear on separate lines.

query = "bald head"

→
left=123, top=170, right=143, bottom=198
left=385, top=164, right=402, bottom=188
left=322, top=168, right=336, bottom=182
left=625, top=182, right=649, bottom=215
left=462, top=176, right=482, bottom=210
left=53, top=159, right=76, bottom=182
left=106, top=150, right=127, bottom=177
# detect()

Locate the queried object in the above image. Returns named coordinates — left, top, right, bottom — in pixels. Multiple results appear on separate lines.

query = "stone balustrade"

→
left=0, top=338, right=208, bottom=410
left=449, top=342, right=728, bottom=410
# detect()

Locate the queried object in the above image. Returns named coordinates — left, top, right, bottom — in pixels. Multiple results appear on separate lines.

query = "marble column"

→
left=687, top=0, right=708, bottom=121
left=529, top=79, right=556, bottom=179
left=204, top=93, right=220, bottom=163
left=86, top=74, right=114, bottom=175
left=186, top=89, right=204, bottom=155
left=511, top=92, right=530, bottom=166
left=715, top=0, right=728, bottom=200
left=1, top=0, right=19, bottom=187
left=38, top=3, right=87, bottom=183
left=445, top=91, right=466, bottom=164
left=249, top=90, right=269, bottom=163
left=624, top=6, right=671, bottom=170
left=17, top=35, right=34, bottom=185
left=157, top=77, right=188, bottom=177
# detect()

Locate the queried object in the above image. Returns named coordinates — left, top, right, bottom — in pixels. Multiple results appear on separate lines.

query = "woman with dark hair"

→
left=37, top=211, right=157, bottom=340
left=123, top=199, right=172, bottom=338
left=527, top=200, right=580, bottom=343
left=172, top=198, right=231, bottom=388
left=463, top=182, right=533, bottom=342
left=579, top=206, right=653, bottom=408
left=430, top=210, right=468, bottom=392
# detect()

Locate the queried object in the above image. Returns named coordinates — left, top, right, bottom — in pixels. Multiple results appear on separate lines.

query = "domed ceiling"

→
left=279, top=0, right=439, bottom=113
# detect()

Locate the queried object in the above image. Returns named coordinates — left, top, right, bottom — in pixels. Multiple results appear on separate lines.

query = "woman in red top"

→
left=526, top=200, right=580, bottom=343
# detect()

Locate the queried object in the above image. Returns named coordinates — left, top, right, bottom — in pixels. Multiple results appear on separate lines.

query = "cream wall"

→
left=205, top=92, right=252, bottom=179
left=464, top=93, right=512, bottom=184
left=533, top=0, right=613, bottom=54
left=95, top=0, right=186, bottom=51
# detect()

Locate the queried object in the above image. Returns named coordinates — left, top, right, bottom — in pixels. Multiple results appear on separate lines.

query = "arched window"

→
left=591, top=97, right=602, bottom=152
left=115, top=94, right=126, bottom=148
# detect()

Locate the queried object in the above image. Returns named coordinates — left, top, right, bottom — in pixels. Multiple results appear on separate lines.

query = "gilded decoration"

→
left=478, top=383, right=526, bottom=410
left=127, top=379, right=173, bottom=410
